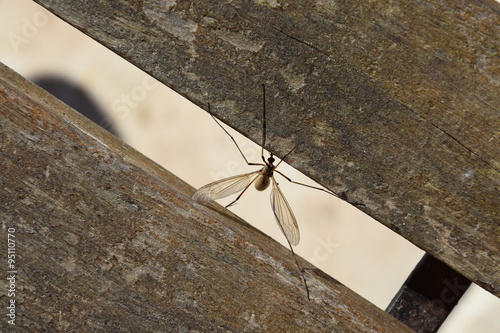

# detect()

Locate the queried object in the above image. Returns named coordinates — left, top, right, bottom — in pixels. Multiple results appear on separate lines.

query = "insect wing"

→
left=193, top=171, right=259, bottom=202
left=270, top=177, right=300, bottom=246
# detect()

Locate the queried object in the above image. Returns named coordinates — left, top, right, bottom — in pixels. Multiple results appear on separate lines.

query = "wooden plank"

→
left=32, top=0, right=499, bottom=297
left=0, top=62, right=413, bottom=332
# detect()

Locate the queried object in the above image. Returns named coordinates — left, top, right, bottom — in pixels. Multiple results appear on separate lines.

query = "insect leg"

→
left=286, top=238, right=310, bottom=300
left=207, top=103, right=254, bottom=166
left=225, top=175, right=259, bottom=208
left=274, top=170, right=339, bottom=198
left=273, top=146, right=296, bottom=168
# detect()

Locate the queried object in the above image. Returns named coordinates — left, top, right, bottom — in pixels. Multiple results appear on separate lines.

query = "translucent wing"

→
left=270, top=177, right=300, bottom=246
left=193, top=171, right=260, bottom=202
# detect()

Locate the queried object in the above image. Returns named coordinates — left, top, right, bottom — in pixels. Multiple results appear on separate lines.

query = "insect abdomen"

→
left=254, top=175, right=270, bottom=191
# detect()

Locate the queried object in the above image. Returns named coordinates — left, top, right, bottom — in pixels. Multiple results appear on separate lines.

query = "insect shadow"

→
left=193, top=84, right=338, bottom=299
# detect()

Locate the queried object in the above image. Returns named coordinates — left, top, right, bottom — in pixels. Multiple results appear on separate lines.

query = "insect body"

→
left=193, top=151, right=300, bottom=246
left=254, top=156, right=272, bottom=191
left=193, top=85, right=337, bottom=298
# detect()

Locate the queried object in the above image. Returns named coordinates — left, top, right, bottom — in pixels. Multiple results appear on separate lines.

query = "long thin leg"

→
left=261, top=84, right=266, bottom=161
left=207, top=103, right=257, bottom=166
left=274, top=146, right=296, bottom=169
left=286, top=238, right=310, bottom=300
left=274, top=170, right=339, bottom=198
left=225, top=175, right=259, bottom=208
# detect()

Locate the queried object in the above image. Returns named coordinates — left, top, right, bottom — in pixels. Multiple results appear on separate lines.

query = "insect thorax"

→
left=255, top=165, right=273, bottom=191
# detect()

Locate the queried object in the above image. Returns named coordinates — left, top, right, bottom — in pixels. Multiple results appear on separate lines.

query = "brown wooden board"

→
left=0, top=62, right=414, bottom=331
left=32, top=0, right=499, bottom=297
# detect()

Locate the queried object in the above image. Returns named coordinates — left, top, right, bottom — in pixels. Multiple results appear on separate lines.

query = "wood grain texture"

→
left=0, top=62, right=414, bottom=331
left=32, top=0, right=499, bottom=297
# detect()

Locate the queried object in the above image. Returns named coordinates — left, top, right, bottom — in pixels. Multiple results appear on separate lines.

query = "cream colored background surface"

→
left=1, top=1, right=499, bottom=332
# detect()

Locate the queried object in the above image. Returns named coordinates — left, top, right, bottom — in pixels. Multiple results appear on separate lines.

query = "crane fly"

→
left=193, top=85, right=337, bottom=299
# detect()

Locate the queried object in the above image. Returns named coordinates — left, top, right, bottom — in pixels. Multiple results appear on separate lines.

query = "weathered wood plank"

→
left=32, top=0, right=499, bottom=297
left=0, top=63, right=413, bottom=331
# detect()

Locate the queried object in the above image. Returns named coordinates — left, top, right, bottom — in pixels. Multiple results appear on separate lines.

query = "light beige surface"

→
left=1, top=1, right=498, bottom=332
